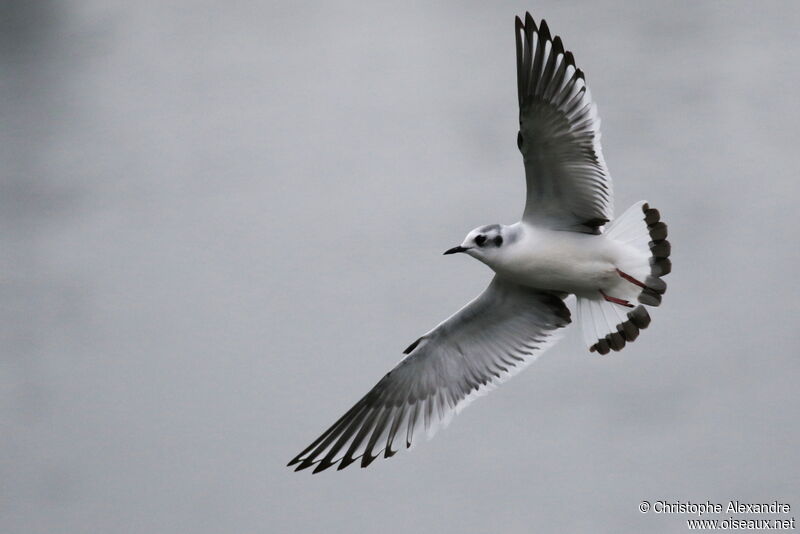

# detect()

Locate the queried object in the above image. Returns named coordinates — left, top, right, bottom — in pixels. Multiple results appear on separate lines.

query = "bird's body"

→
left=478, top=223, right=646, bottom=297
left=289, top=12, right=672, bottom=473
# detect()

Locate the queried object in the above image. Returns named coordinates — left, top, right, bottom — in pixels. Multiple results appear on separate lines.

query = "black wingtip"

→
left=538, top=19, right=551, bottom=41
left=551, top=35, right=564, bottom=55
left=337, top=455, right=358, bottom=471
left=292, top=461, right=311, bottom=472
left=361, top=453, right=380, bottom=469
left=524, top=12, right=535, bottom=30
left=312, top=461, right=332, bottom=474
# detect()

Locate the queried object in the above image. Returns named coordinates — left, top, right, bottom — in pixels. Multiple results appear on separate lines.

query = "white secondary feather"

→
left=288, top=277, right=570, bottom=473
left=515, top=13, right=613, bottom=232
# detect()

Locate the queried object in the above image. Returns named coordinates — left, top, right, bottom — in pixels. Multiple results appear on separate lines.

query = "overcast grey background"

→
left=3, top=1, right=799, bottom=533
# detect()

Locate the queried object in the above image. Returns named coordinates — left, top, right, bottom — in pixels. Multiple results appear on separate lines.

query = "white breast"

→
left=491, top=225, right=626, bottom=295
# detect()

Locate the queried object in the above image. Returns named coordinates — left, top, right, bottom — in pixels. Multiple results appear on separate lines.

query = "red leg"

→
left=600, top=290, right=634, bottom=308
left=616, top=269, right=647, bottom=289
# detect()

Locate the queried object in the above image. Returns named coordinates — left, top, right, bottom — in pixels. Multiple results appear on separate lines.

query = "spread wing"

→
left=515, top=12, right=613, bottom=233
left=288, top=278, right=570, bottom=473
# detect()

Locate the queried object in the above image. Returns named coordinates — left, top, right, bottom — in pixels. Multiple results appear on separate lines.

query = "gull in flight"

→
left=289, top=12, right=671, bottom=473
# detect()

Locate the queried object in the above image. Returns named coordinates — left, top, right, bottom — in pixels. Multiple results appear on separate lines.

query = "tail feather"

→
left=578, top=298, right=651, bottom=355
left=606, top=201, right=671, bottom=307
left=577, top=201, right=670, bottom=354
left=639, top=202, right=671, bottom=306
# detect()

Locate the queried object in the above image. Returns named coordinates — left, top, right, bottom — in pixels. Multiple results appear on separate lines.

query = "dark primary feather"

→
left=515, top=12, right=613, bottom=233
left=288, top=278, right=570, bottom=473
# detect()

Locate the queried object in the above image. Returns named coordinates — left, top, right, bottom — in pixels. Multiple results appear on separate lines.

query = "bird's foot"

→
left=600, top=290, right=634, bottom=308
left=616, top=269, right=646, bottom=289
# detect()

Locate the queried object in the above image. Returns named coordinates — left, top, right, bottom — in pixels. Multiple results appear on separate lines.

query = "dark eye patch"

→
left=474, top=235, right=486, bottom=247
left=494, top=236, right=503, bottom=246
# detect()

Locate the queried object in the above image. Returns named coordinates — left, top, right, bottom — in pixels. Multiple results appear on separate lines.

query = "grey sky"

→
left=2, top=1, right=799, bottom=533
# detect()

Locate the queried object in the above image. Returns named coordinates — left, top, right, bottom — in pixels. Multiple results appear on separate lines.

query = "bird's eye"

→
left=474, top=235, right=486, bottom=247
left=494, top=236, right=503, bottom=246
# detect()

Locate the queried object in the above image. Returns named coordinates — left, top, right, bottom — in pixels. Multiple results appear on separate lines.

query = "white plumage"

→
left=289, top=12, right=671, bottom=473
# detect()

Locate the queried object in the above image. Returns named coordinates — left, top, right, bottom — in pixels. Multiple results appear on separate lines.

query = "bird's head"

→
left=443, top=224, right=514, bottom=265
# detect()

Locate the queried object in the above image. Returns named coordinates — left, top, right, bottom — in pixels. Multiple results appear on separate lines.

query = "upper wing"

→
left=515, top=12, right=613, bottom=233
left=287, top=277, right=570, bottom=473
